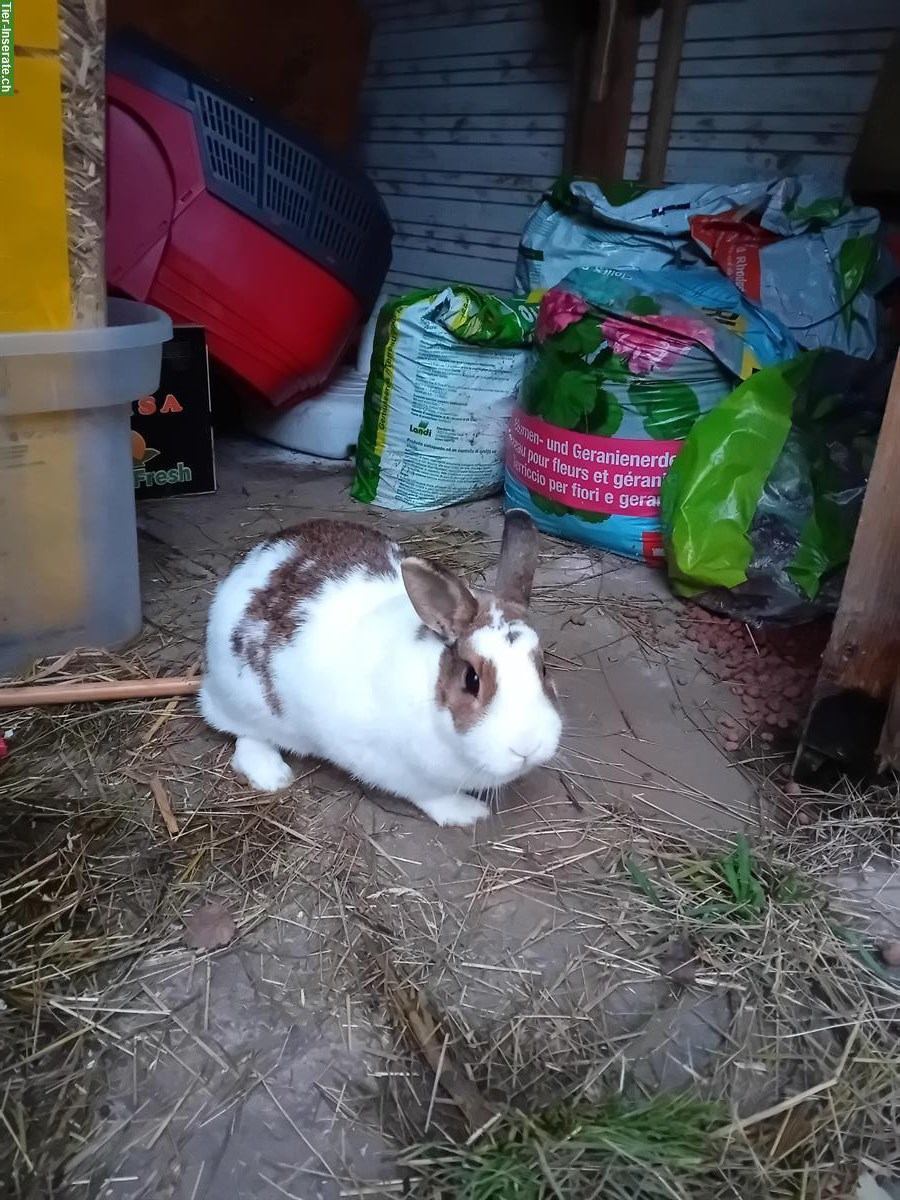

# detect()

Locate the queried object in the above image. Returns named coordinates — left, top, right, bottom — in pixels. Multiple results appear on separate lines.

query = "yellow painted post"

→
left=0, top=0, right=104, bottom=665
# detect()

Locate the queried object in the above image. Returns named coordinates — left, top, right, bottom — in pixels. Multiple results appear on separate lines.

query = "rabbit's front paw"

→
left=232, top=737, right=294, bottom=792
left=414, top=794, right=491, bottom=827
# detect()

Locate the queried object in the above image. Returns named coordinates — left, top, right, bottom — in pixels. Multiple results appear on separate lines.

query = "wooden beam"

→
left=640, top=0, right=689, bottom=186
left=795, top=352, right=900, bottom=776
left=561, top=0, right=594, bottom=174
left=813, top=351, right=900, bottom=702
left=567, top=0, right=645, bottom=179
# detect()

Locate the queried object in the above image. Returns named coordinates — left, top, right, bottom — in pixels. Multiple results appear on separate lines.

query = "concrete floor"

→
left=66, top=438, right=779, bottom=1198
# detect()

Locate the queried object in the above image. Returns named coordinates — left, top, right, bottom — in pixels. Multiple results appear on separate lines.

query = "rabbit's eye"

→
left=464, top=665, right=480, bottom=697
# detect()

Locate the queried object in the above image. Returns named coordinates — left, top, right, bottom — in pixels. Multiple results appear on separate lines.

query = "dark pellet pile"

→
left=681, top=608, right=831, bottom=751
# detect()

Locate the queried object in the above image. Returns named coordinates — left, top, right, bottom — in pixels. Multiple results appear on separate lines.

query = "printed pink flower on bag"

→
left=537, top=290, right=589, bottom=341
left=601, top=315, right=716, bottom=373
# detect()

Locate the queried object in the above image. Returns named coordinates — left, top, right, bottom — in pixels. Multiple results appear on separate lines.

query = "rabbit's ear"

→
left=401, top=558, right=478, bottom=644
left=495, top=509, right=539, bottom=606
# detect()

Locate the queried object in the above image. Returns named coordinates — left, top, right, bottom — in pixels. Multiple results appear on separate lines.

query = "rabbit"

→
left=199, top=509, right=562, bottom=826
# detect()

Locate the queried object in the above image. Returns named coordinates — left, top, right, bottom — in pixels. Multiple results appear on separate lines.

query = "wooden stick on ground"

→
left=382, top=954, right=497, bottom=1135
left=150, top=775, right=180, bottom=837
left=0, top=678, right=201, bottom=709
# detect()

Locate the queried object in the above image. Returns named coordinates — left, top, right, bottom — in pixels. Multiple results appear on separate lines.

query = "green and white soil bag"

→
left=352, top=287, right=537, bottom=511
left=516, top=177, right=887, bottom=359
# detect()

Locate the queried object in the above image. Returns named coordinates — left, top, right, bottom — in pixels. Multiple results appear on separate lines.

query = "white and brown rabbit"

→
left=200, top=509, right=562, bottom=826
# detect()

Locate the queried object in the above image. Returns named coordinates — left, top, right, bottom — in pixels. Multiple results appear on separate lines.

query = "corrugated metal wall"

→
left=626, top=0, right=897, bottom=184
left=358, top=0, right=570, bottom=294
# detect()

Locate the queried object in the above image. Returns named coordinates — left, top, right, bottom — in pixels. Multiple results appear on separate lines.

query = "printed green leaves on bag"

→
left=629, top=381, right=700, bottom=441
left=783, top=195, right=850, bottom=229
left=837, top=234, right=876, bottom=315
left=626, top=294, right=662, bottom=317
left=551, top=318, right=604, bottom=356
left=443, top=289, right=538, bottom=348
left=589, top=389, right=623, bottom=436
left=543, top=370, right=597, bottom=430
left=521, top=335, right=624, bottom=435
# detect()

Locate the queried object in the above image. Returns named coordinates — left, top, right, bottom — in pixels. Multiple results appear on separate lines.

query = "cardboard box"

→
left=131, top=326, right=216, bottom=498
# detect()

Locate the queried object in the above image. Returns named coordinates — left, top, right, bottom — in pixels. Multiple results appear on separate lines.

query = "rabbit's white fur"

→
left=200, top=520, right=561, bottom=826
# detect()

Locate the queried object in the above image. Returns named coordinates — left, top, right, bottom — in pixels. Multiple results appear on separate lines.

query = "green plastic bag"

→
left=661, top=351, right=889, bottom=623
left=352, top=286, right=537, bottom=511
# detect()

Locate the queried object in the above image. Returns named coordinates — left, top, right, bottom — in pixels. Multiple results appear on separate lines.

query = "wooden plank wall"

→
left=626, top=0, right=897, bottom=184
left=109, top=0, right=371, bottom=150
left=358, top=0, right=571, bottom=295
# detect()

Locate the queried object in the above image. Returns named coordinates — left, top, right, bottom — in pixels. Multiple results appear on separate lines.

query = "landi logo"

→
left=409, top=420, right=432, bottom=437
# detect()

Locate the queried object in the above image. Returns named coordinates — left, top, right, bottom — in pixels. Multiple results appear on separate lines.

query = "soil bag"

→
left=515, top=178, right=751, bottom=292
left=352, top=286, right=537, bottom=511
left=661, top=351, right=890, bottom=624
left=516, top=177, right=887, bottom=359
left=504, top=267, right=797, bottom=563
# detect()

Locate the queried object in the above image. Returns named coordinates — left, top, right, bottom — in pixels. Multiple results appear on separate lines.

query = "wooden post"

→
left=60, top=0, right=107, bottom=327
left=795, top=352, right=900, bottom=776
left=640, top=0, right=689, bottom=186
left=565, top=0, right=645, bottom=179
